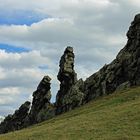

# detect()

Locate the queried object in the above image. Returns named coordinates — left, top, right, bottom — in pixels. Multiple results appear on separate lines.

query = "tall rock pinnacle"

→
left=57, top=47, right=77, bottom=85
left=56, top=47, right=78, bottom=114
left=29, top=76, right=54, bottom=124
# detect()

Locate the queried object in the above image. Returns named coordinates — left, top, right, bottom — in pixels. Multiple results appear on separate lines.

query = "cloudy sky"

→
left=0, top=0, right=139, bottom=118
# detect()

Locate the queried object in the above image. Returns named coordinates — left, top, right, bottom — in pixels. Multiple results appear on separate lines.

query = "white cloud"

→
left=0, top=49, right=51, bottom=69
left=128, top=0, right=140, bottom=7
left=0, top=96, right=15, bottom=105
left=0, top=87, right=20, bottom=96
left=0, top=67, right=6, bottom=79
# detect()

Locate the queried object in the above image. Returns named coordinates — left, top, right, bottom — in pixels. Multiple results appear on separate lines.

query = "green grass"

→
left=0, top=87, right=140, bottom=140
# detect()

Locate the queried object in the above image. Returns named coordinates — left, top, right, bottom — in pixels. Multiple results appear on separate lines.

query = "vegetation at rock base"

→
left=0, top=86, right=140, bottom=140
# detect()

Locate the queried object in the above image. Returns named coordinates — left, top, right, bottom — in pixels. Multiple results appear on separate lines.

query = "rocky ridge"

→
left=83, top=13, right=140, bottom=102
left=1, top=14, right=140, bottom=134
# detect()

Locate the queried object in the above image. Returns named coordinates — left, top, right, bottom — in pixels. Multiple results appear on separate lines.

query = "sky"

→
left=0, top=0, right=140, bottom=118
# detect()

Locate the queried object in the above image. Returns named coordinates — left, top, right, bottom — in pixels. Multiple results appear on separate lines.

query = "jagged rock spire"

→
left=56, top=46, right=78, bottom=114
left=57, top=46, right=77, bottom=85
left=29, top=75, right=54, bottom=124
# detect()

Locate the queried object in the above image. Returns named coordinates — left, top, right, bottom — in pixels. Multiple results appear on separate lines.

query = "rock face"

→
left=0, top=101, right=30, bottom=134
left=29, top=76, right=55, bottom=124
left=83, top=14, right=140, bottom=102
left=56, top=47, right=83, bottom=114
left=60, top=79, right=85, bottom=111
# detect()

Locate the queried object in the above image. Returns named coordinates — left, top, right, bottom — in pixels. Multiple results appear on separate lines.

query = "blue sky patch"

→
left=0, top=44, right=30, bottom=53
left=0, top=10, right=49, bottom=26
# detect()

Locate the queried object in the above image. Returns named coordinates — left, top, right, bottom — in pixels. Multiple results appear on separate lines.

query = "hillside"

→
left=0, top=87, right=140, bottom=140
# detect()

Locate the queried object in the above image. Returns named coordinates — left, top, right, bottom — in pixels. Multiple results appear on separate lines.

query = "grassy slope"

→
left=0, top=87, right=140, bottom=140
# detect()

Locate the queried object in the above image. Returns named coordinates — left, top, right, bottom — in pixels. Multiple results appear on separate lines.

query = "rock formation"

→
left=83, top=14, right=140, bottom=102
left=0, top=101, right=30, bottom=134
left=28, top=76, right=55, bottom=124
left=1, top=14, right=140, bottom=134
left=55, top=14, right=140, bottom=108
left=0, top=76, right=55, bottom=133
left=56, top=46, right=83, bottom=114
left=60, top=78, right=85, bottom=111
